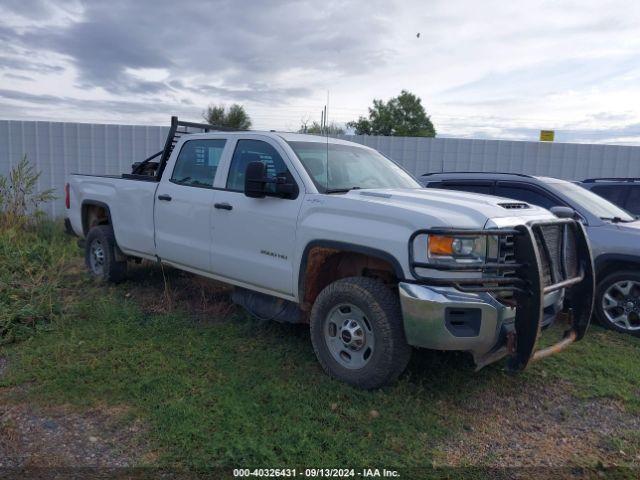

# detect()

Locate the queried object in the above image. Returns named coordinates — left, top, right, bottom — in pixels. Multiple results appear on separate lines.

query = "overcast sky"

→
left=1, top=0, right=640, bottom=144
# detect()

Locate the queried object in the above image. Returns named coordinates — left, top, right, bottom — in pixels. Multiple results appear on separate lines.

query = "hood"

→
left=342, top=187, right=555, bottom=227
left=610, top=219, right=640, bottom=232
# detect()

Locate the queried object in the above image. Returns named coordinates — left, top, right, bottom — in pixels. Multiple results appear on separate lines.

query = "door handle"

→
left=158, top=194, right=172, bottom=201
left=214, top=202, right=233, bottom=211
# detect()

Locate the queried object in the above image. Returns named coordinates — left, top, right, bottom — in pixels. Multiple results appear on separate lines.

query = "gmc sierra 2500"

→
left=65, top=117, right=595, bottom=389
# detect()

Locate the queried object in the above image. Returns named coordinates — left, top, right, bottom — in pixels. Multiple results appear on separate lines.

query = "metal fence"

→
left=338, top=134, right=640, bottom=180
left=2, top=119, right=640, bottom=217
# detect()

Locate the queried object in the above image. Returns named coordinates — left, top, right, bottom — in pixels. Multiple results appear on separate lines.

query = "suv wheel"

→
left=309, top=277, right=411, bottom=389
left=595, top=271, right=640, bottom=336
left=85, top=225, right=127, bottom=283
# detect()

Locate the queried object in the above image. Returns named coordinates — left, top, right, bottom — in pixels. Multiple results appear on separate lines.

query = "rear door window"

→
left=626, top=186, right=640, bottom=215
left=495, top=184, right=559, bottom=209
left=171, top=139, right=226, bottom=188
left=439, top=182, right=494, bottom=195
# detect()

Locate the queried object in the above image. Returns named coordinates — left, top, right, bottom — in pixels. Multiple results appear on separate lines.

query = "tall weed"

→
left=0, top=156, right=69, bottom=342
left=0, top=222, right=78, bottom=343
left=0, top=155, right=56, bottom=229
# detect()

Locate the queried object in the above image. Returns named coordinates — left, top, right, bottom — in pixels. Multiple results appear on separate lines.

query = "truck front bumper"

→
left=398, top=283, right=562, bottom=369
left=403, top=218, right=596, bottom=371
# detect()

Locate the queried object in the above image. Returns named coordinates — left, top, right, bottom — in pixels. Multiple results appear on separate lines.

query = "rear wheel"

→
left=595, top=271, right=640, bottom=336
left=310, top=277, right=411, bottom=389
left=85, top=225, right=127, bottom=283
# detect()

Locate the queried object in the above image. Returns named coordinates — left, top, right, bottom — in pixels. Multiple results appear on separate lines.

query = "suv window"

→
left=495, top=184, right=558, bottom=209
left=590, top=185, right=629, bottom=210
left=227, top=139, right=294, bottom=193
left=439, top=182, right=493, bottom=195
left=171, top=139, right=226, bottom=188
left=626, top=186, right=640, bottom=215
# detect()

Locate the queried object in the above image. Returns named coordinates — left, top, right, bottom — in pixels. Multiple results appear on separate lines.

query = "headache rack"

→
left=408, top=218, right=595, bottom=371
left=126, top=116, right=240, bottom=181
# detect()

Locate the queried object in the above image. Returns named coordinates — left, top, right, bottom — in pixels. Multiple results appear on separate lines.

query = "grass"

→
left=1, top=221, right=640, bottom=471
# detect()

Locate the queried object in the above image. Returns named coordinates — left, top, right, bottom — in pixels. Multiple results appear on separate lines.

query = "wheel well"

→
left=82, top=203, right=111, bottom=235
left=299, top=247, right=399, bottom=314
left=597, top=259, right=640, bottom=283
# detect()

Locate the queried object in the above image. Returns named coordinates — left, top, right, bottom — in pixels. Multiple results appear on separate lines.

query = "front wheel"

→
left=595, top=271, right=640, bottom=336
left=310, top=277, right=411, bottom=389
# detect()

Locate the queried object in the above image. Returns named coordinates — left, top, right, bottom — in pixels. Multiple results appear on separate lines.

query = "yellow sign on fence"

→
left=540, top=130, right=555, bottom=142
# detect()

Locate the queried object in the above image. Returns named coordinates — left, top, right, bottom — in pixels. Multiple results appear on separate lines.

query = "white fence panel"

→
left=1, top=119, right=640, bottom=217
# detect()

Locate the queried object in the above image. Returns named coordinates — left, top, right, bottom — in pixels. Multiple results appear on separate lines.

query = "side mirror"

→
left=550, top=206, right=576, bottom=219
left=245, top=161, right=267, bottom=198
left=244, top=161, right=299, bottom=199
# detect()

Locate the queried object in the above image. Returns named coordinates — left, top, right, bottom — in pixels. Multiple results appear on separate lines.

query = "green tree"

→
left=298, top=120, right=344, bottom=135
left=203, top=104, right=252, bottom=130
left=347, top=90, right=436, bottom=137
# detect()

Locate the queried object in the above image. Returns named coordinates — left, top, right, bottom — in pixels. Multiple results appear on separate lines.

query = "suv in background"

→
left=580, top=178, right=640, bottom=216
left=421, top=172, right=640, bottom=337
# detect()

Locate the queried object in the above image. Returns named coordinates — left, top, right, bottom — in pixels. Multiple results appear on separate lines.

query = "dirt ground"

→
left=0, top=399, right=149, bottom=468
left=437, top=380, right=640, bottom=469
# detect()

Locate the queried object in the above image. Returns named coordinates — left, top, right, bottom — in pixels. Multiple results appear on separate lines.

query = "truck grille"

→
left=532, top=223, right=579, bottom=287
left=497, top=234, right=516, bottom=301
left=495, top=222, right=580, bottom=298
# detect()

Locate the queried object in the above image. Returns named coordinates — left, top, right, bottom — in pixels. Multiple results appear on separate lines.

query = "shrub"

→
left=0, top=155, right=56, bottom=229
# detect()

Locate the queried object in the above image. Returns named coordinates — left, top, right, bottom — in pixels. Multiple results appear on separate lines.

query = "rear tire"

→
left=310, top=277, right=411, bottom=389
left=85, top=225, right=127, bottom=283
left=595, top=271, right=640, bottom=336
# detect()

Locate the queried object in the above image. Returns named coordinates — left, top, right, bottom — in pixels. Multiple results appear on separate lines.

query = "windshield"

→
left=546, top=180, right=635, bottom=222
left=287, top=141, right=421, bottom=193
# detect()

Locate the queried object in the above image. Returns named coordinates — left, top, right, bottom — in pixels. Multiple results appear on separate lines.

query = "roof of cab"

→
left=187, top=130, right=369, bottom=147
left=273, top=131, right=361, bottom=146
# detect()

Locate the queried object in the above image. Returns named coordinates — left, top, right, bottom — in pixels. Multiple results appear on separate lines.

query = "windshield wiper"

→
left=325, top=186, right=362, bottom=194
left=600, top=216, right=631, bottom=223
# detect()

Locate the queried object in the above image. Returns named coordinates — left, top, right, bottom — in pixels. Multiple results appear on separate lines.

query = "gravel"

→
left=0, top=400, right=149, bottom=468
left=437, top=379, right=640, bottom=469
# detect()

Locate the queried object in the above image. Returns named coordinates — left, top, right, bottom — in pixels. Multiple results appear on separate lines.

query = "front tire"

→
left=310, top=277, right=411, bottom=389
left=595, top=271, right=640, bottom=336
left=85, top=225, right=127, bottom=283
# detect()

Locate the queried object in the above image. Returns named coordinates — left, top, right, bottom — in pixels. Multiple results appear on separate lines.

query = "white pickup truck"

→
left=66, top=117, right=595, bottom=389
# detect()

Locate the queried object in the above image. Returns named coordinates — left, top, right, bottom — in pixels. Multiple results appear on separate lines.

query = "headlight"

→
left=411, top=232, right=500, bottom=268
left=427, top=234, right=487, bottom=264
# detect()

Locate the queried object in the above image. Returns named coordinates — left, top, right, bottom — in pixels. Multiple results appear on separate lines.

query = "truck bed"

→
left=67, top=173, right=159, bottom=259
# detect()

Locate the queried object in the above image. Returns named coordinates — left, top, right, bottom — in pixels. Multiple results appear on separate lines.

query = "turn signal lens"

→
left=428, top=235, right=454, bottom=256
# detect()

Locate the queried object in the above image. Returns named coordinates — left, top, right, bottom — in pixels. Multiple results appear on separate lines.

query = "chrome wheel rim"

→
left=602, top=280, right=640, bottom=331
left=324, top=303, right=374, bottom=369
left=89, top=239, right=105, bottom=275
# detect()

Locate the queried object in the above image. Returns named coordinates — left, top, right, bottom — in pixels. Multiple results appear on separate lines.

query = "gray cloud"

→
left=0, top=88, right=200, bottom=119
left=3, top=0, right=393, bottom=99
left=0, top=56, right=65, bottom=74
left=3, top=73, right=33, bottom=81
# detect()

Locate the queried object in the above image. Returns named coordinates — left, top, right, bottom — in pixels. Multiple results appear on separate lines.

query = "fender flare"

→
left=594, top=253, right=640, bottom=277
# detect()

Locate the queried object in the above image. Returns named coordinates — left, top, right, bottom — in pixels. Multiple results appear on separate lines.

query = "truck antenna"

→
left=325, top=91, right=330, bottom=192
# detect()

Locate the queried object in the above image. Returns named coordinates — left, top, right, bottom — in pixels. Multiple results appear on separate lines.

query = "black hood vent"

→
left=499, top=202, right=530, bottom=210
